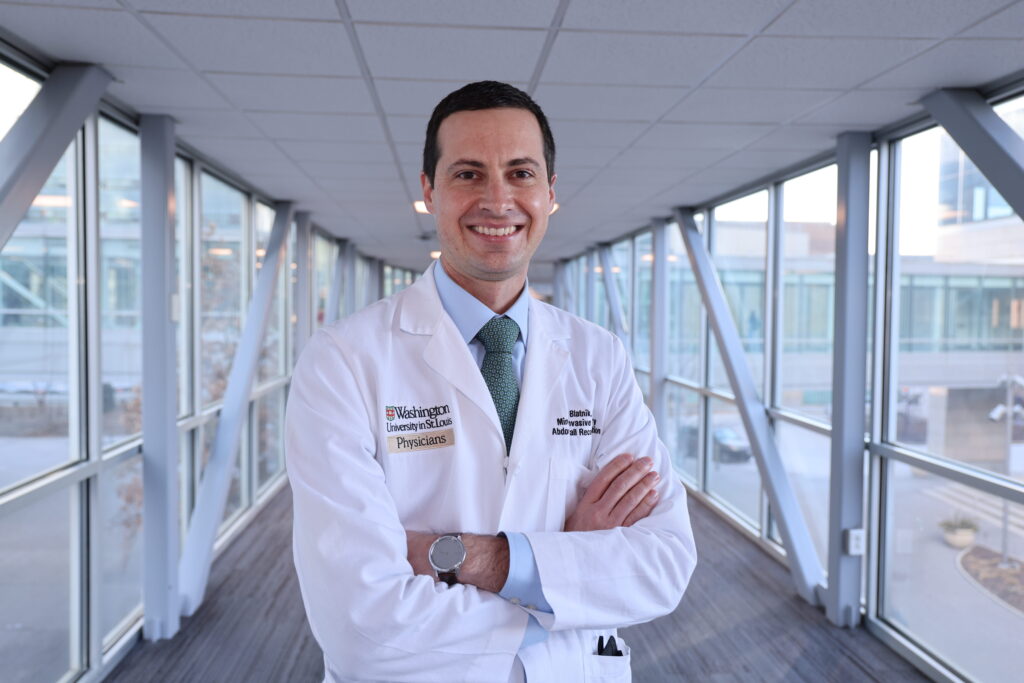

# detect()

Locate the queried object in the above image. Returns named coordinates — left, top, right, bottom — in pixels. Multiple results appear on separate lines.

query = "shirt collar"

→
left=433, top=261, right=530, bottom=346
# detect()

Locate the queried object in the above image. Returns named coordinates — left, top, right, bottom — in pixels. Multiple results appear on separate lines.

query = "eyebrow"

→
left=446, top=157, right=542, bottom=173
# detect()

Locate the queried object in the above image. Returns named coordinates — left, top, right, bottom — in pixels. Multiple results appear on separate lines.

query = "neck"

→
left=441, top=260, right=526, bottom=314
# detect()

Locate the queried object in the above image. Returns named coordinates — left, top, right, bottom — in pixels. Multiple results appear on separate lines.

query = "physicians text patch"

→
left=387, top=428, right=455, bottom=453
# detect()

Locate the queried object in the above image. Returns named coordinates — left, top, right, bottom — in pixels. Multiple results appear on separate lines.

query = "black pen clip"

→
left=597, top=635, right=605, bottom=655
left=597, top=635, right=622, bottom=656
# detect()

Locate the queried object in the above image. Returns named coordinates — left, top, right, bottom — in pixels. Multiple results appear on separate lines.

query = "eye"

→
left=455, top=170, right=478, bottom=180
left=512, top=169, right=535, bottom=179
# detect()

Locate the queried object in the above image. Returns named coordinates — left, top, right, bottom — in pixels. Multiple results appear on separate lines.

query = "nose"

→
left=478, top=174, right=515, bottom=214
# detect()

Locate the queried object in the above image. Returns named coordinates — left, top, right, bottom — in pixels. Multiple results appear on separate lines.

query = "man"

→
left=286, top=81, right=696, bottom=683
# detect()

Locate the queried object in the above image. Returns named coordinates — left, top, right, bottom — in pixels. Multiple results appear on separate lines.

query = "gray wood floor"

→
left=107, top=486, right=926, bottom=682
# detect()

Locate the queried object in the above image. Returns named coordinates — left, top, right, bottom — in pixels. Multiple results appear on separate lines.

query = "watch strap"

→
left=438, top=571, right=458, bottom=586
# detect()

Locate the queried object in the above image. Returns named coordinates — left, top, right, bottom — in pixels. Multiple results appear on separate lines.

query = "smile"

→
left=468, top=225, right=523, bottom=237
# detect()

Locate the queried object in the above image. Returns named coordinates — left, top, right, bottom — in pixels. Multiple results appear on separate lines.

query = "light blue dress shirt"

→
left=432, top=263, right=552, bottom=651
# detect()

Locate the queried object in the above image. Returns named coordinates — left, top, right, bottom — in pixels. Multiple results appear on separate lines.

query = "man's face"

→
left=421, top=107, right=556, bottom=287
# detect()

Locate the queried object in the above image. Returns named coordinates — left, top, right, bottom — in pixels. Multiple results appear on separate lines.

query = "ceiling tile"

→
left=374, top=79, right=513, bottom=116
left=707, top=36, right=930, bottom=89
left=347, top=0, right=556, bottom=27
left=562, top=0, right=791, bottom=34
left=248, top=112, right=385, bottom=141
left=543, top=32, right=743, bottom=87
left=167, top=109, right=264, bottom=137
left=766, top=0, right=1010, bottom=38
left=0, top=4, right=184, bottom=68
left=298, top=161, right=399, bottom=180
left=712, top=148, right=821, bottom=170
left=635, top=122, right=773, bottom=149
left=180, top=136, right=290, bottom=162
left=548, top=120, right=647, bottom=148
left=556, top=146, right=624, bottom=168
left=279, top=140, right=394, bottom=162
left=107, top=66, right=231, bottom=109
left=387, top=116, right=429, bottom=144
left=206, top=73, right=374, bottom=113
left=133, top=0, right=340, bottom=19
left=534, top=83, right=686, bottom=122
left=356, top=25, right=545, bottom=82
left=797, top=89, right=923, bottom=126
left=864, top=39, right=1024, bottom=90
left=663, top=87, right=840, bottom=124
left=16, top=0, right=120, bottom=7
left=615, top=146, right=732, bottom=168
left=745, top=124, right=843, bottom=150
left=144, top=14, right=358, bottom=75
left=962, top=1, right=1024, bottom=38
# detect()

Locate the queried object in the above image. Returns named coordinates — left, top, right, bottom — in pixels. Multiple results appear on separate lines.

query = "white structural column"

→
left=139, top=114, right=180, bottom=640
left=342, top=241, right=358, bottom=317
left=585, top=250, right=597, bottom=321
left=827, top=132, right=871, bottom=628
left=922, top=88, right=1024, bottom=220
left=292, top=211, right=312, bottom=359
left=179, top=201, right=294, bottom=615
left=325, top=240, right=345, bottom=325
left=650, top=219, right=669, bottom=426
left=598, top=244, right=630, bottom=350
left=674, top=207, right=824, bottom=603
left=0, top=64, right=111, bottom=251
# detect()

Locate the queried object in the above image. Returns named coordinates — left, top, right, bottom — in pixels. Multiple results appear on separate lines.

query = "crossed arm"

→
left=404, top=453, right=664, bottom=592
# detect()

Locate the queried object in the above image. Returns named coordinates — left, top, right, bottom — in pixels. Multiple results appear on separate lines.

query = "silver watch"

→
left=428, top=534, right=466, bottom=586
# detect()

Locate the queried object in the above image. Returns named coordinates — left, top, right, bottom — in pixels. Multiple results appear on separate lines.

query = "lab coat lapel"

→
left=511, top=299, right=570, bottom=467
left=399, top=264, right=503, bottom=442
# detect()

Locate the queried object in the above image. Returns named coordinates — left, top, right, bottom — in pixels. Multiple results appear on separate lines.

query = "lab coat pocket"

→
left=584, top=636, right=632, bottom=682
left=545, top=456, right=594, bottom=530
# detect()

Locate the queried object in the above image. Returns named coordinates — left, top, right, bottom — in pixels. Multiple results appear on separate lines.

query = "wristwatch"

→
left=428, top=534, right=466, bottom=586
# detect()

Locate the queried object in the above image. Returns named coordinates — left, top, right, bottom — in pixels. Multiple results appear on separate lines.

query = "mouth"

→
left=466, top=224, right=525, bottom=238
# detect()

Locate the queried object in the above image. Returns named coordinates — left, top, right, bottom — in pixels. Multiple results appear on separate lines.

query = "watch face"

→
left=430, top=536, right=465, bottom=570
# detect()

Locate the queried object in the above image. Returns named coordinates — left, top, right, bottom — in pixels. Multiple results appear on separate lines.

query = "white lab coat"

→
left=285, top=263, right=697, bottom=683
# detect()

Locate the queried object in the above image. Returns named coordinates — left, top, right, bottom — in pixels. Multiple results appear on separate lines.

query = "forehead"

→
left=436, top=108, right=545, bottom=162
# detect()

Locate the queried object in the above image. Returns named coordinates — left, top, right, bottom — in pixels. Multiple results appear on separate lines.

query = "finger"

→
left=622, top=488, right=660, bottom=527
left=581, top=453, right=634, bottom=503
left=598, top=457, right=653, bottom=508
left=609, top=470, right=659, bottom=524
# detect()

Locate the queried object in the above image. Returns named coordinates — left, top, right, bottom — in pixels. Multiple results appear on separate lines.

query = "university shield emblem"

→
left=385, top=406, right=396, bottom=421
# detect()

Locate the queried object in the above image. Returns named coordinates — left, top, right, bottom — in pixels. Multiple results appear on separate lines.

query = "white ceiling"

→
left=1, top=0, right=1023, bottom=280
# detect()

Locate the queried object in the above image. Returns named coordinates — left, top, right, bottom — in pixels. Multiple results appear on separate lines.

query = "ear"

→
left=420, top=171, right=434, bottom=213
left=548, top=173, right=557, bottom=212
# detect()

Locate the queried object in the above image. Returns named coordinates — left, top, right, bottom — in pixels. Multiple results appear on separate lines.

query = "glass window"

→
left=709, top=191, right=768, bottom=398
left=98, top=119, right=143, bottom=447
left=0, top=144, right=76, bottom=492
left=610, top=239, right=632, bottom=341
left=664, top=383, right=700, bottom=484
left=891, top=126, right=1024, bottom=484
left=382, top=264, right=394, bottom=297
left=254, top=387, right=285, bottom=491
left=0, top=61, right=39, bottom=143
left=572, top=255, right=587, bottom=319
left=593, top=258, right=609, bottom=328
left=99, top=455, right=143, bottom=645
left=667, top=219, right=702, bottom=382
left=313, top=232, right=337, bottom=328
left=633, top=232, right=653, bottom=371
left=175, top=158, right=191, bottom=418
left=254, top=202, right=285, bottom=384
left=881, top=462, right=1021, bottom=681
left=199, top=174, right=245, bottom=407
left=196, top=414, right=243, bottom=523
left=0, top=487, right=75, bottom=682
left=706, top=398, right=761, bottom=526
left=774, top=421, right=830, bottom=566
left=779, top=165, right=837, bottom=423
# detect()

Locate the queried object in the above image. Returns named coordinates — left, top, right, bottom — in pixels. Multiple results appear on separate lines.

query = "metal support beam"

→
left=922, top=88, right=1024, bottom=221
left=598, top=244, right=630, bottom=350
left=292, top=212, right=312, bottom=359
left=325, top=240, right=345, bottom=324
left=674, top=207, right=824, bottom=603
left=0, top=64, right=111, bottom=252
left=179, top=201, right=294, bottom=615
left=139, top=115, right=181, bottom=640
left=650, top=219, right=669, bottom=423
left=827, top=132, right=871, bottom=627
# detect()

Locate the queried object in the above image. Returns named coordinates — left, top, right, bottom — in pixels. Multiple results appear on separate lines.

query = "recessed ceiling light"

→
left=430, top=250, right=441, bottom=259
left=549, top=202, right=560, bottom=215
left=414, top=201, right=430, bottom=214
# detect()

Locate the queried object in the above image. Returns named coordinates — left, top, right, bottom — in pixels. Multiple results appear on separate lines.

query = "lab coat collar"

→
left=432, top=260, right=530, bottom=347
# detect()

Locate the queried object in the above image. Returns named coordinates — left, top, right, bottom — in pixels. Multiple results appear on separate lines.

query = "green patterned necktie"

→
left=476, top=316, right=521, bottom=453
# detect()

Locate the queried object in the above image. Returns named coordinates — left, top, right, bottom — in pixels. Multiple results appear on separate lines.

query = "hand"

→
left=564, top=453, right=660, bottom=532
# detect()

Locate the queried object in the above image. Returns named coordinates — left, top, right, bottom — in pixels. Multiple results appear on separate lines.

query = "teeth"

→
left=470, top=225, right=517, bottom=237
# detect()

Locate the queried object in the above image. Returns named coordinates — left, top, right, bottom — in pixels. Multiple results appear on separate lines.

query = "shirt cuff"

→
left=499, top=531, right=553, bottom=613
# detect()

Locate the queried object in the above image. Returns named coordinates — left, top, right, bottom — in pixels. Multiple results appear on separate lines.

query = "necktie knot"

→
left=476, top=316, right=520, bottom=355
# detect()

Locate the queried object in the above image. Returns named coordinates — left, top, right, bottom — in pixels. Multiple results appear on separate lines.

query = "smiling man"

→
left=286, top=81, right=697, bottom=683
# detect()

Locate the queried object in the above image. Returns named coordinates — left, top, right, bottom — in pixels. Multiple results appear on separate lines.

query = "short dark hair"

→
left=422, top=80, right=555, bottom=187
